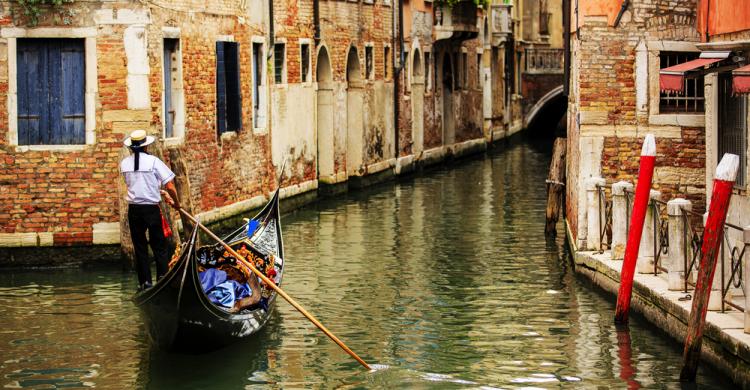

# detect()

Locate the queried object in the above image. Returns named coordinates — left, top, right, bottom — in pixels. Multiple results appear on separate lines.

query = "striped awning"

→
left=659, top=52, right=730, bottom=93
left=732, top=64, right=750, bottom=95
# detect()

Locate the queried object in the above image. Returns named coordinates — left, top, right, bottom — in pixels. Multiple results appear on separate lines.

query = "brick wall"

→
left=567, top=0, right=708, bottom=246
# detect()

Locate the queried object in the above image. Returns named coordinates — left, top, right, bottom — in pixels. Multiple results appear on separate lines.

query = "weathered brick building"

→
left=566, top=0, right=710, bottom=249
left=0, top=0, right=561, bottom=263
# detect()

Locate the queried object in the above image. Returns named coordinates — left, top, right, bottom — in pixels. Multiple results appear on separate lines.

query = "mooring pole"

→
left=614, top=134, right=656, bottom=324
left=679, top=153, right=740, bottom=382
left=545, top=137, right=567, bottom=235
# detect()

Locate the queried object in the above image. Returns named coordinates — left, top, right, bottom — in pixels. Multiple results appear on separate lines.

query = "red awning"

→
left=659, top=57, right=724, bottom=93
left=732, top=64, right=750, bottom=95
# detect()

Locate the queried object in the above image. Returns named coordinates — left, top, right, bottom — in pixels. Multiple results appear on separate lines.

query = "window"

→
left=384, top=46, right=391, bottom=79
left=718, top=72, right=747, bottom=187
left=365, top=46, right=374, bottom=79
left=216, top=41, right=242, bottom=134
left=425, top=52, right=432, bottom=91
left=17, top=39, right=85, bottom=145
left=163, top=38, right=183, bottom=139
left=462, top=52, right=468, bottom=89
left=515, top=51, right=522, bottom=94
left=659, top=52, right=705, bottom=113
left=252, top=41, right=267, bottom=129
left=301, top=42, right=310, bottom=83
left=477, top=53, right=482, bottom=89
left=274, top=43, right=286, bottom=84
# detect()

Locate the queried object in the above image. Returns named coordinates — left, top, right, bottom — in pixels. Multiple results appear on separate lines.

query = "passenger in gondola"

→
left=196, top=246, right=263, bottom=312
left=121, top=130, right=181, bottom=292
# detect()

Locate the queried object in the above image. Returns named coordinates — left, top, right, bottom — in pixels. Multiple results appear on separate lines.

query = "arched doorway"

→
left=442, top=50, right=455, bottom=145
left=316, top=46, right=334, bottom=180
left=411, top=48, right=424, bottom=154
left=346, top=46, right=364, bottom=175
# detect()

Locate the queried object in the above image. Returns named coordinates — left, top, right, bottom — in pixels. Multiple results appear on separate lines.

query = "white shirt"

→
left=120, top=153, right=175, bottom=205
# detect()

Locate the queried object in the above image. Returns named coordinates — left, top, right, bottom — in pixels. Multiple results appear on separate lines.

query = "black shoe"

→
left=138, top=281, right=153, bottom=292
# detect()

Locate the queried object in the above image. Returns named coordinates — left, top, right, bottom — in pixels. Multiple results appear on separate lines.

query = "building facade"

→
left=0, top=0, right=560, bottom=262
left=566, top=0, right=709, bottom=250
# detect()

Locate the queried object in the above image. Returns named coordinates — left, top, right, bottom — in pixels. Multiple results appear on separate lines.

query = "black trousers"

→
left=128, top=204, right=168, bottom=286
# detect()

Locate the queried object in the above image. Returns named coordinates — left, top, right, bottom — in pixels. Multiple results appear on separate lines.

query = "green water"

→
left=0, top=140, right=733, bottom=389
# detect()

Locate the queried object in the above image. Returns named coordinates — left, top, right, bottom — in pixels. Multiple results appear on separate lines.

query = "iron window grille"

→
left=718, top=72, right=748, bottom=188
left=365, top=46, right=373, bottom=80
left=274, top=43, right=286, bottom=84
left=659, top=52, right=705, bottom=113
left=301, top=43, right=310, bottom=83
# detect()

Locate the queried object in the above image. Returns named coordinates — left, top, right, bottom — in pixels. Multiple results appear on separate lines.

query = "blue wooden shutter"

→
left=225, top=43, right=242, bottom=132
left=216, top=42, right=227, bottom=135
left=17, top=39, right=84, bottom=145
left=164, top=40, right=174, bottom=138
left=17, top=40, right=46, bottom=145
left=58, top=40, right=85, bottom=145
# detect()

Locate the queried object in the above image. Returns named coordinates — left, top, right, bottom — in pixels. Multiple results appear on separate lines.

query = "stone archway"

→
left=411, top=47, right=425, bottom=154
left=346, top=46, right=364, bottom=176
left=441, top=50, right=455, bottom=145
left=316, top=45, right=334, bottom=180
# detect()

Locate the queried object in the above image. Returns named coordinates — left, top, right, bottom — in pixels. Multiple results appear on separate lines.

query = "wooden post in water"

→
left=680, top=153, right=740, bottom=382
left=167, top=148, right=194, bottom=237
left=545, top=137, right=567, bottom=235
left=614, top=134, right=656, bottom=324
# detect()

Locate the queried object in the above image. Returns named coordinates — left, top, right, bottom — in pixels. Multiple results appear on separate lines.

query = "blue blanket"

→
left=199, top=268, right=252, bottom=308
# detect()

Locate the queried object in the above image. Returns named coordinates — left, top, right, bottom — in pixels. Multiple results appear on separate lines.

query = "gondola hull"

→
left=133, top=250, right=277, bottom=351
left=132, top=191, right=284, bottom=352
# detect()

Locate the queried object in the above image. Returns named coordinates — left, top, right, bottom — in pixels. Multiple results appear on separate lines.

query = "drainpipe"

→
left=268, top=0, right=275, bottom=59
left=613, top=0, right=630, bottom=28
left=704, top=0, right=710, bottom=42
left=313, top=0, right=320, bottom=44
left=563, top=0, right=570, bottom=97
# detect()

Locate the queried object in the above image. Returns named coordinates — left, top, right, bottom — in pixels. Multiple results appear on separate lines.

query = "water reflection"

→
left=0, top=139, right=734, bottom=389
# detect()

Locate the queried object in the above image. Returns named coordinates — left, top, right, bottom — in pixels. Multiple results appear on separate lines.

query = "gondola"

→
left=132, top=189, right=284, bottom=352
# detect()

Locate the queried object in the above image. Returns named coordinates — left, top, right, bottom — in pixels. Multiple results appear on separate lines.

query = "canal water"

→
left=0, top=139, right=733, bottom=389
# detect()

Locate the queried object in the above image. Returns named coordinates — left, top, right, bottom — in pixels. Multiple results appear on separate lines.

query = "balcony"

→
left=525, top=48, right=563, bottom=74
left=434, top=1, right=479, bottom=42
left=491, top=3, right=512, bottom=45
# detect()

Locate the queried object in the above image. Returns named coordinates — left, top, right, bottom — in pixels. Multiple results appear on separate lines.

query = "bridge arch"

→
left=523, top=85, right=566, bottom=134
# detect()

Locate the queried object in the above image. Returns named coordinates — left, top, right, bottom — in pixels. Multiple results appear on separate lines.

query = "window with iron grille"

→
left=659, top=52, right=705, bottom=113
left=365, top=46, right=373, bottom=79
left=301, top=43, right=310, bottom=83
left=274, top=43, right=286, bottom=84
left=384, top=46, right=391, bottom=80
left=718, top=72, right=747, bottom=188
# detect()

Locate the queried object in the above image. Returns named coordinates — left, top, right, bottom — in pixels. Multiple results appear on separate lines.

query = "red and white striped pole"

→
left=680, top=153, right=740, bottom=382
left=614, top=134, right=656, bottom=324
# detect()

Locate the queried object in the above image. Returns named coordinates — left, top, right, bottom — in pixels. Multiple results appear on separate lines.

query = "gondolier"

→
left=121, top=130, right=181, bottom=291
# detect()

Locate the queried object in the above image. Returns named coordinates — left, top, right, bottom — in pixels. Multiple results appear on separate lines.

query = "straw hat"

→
left=123, top=130, right=155, bottom=147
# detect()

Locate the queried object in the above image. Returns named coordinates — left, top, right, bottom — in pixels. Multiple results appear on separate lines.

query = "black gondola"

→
left=132, top=189, right=284, bottom=352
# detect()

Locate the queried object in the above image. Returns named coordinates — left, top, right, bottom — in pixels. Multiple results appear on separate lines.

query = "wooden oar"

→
left=178, top=208, right=372, bottom=370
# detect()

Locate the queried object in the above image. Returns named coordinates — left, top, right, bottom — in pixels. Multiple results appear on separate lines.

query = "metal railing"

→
left=596, top=183, right=612, bottom=253
left=652, top=197, right=670, bottom=276
left=594, top=181, right=748, bottom=314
